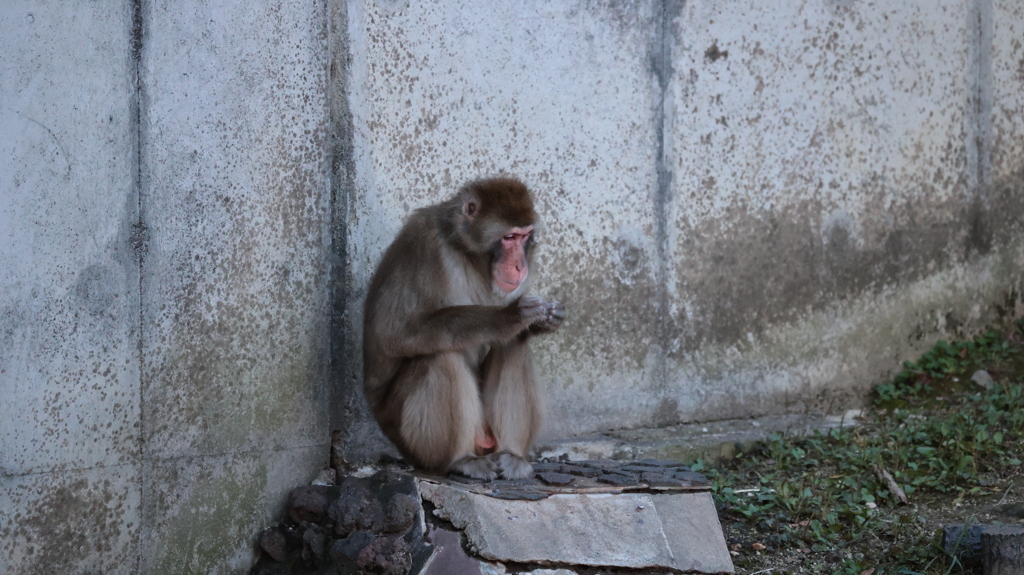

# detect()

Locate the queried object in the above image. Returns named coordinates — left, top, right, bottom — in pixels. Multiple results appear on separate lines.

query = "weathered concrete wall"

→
left=658, top=0, right=1024, bottom=428
left=1, top=3, right=141, bottom=573
left=336, top=0, right=1024, bottom=460
left=3, top=0, right=1024, bottom=572
left=1, top=1, right=332, bottom=573
left=137, top=1, right=332, bottom=573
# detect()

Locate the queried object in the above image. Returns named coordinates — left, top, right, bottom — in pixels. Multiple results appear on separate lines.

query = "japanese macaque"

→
left=362, top=177, right=565, bottom=480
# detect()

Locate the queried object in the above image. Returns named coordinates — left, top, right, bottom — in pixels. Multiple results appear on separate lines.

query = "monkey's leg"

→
left=398, top=352, right=497, bottom=480
left=481, top=338, right=543, bottom=480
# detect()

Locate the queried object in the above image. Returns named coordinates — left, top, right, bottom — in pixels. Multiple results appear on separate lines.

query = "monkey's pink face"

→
left=493, top=226, right=533, bottom=293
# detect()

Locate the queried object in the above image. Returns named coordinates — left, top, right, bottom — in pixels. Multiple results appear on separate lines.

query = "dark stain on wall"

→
left=75, top=264, right=118, bottom=317
left=671, top=169, right=1024, bottom=353
left=1, top=474, right=137, bottom=575
left=704, top=42, right=728, bottom=62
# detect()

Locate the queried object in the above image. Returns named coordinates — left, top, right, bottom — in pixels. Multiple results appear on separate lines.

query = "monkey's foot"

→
left=450, top=455, right=498, bottom=481
left=491, top=452, right=534, bottom=480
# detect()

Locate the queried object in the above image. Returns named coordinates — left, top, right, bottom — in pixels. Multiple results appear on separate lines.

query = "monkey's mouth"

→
left=495, top=276, right=523, bottom=293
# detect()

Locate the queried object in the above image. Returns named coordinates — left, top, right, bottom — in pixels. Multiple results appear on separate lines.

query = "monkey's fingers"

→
left=546, top=300, right=566, bottom=320
left=525, top=300, right=565, bottom=333
left=515, top=295, right=549, bottom=325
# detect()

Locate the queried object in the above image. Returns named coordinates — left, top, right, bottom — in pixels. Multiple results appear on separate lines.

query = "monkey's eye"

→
left=504, top=235, right=515, bottom=240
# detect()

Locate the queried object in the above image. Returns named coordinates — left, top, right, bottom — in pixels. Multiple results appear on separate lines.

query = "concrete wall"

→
left=336, top=0, right=1024, bottom=461
left=3, top=0, right=1023, bottom=572
left=1, top=4, right=141, bottom=573
left=1, top=1, right=332, bottom=573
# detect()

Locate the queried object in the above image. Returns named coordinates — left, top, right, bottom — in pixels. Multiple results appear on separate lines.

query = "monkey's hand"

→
left=529, top=299, right=566, bottom=334
left=512, top=295, right=550, bottom=328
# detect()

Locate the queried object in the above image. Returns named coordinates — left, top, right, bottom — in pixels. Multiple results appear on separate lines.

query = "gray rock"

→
left=301, top=524, right=328, bottom=568
left=287, top=485, right=334, bottom=525
left=383, top=494, right=419, bottom=533
left=421, top=524, right=485, bottom=575
left=637, top=459, right=687, bottom=468
left=621, top=465, right=656, bottom=473
left=557, top=464, right=601, bottom=478
left=328, top=481, right=384, bottom=536
left=971, top=369, right=995, bottom=390
left=597, top=473, right=634, bottom=486
left=570, top=459, right=621, bottom=470
left=944, top=524, right=986, bottom=558
left=537, top=472, right=574, bottom=486
left=257, top=526, right=289, bottom=563
left=489, top=489, right=547, bottom=501
left=330, top=531, right=376, bottom=562
left=981, top=525, right=1024, bottom=575
left=312, top=468, right=337, bottom=486
left=356, top=535, right=412, bottom=575
left=531, top=462, right=563, bottom=473
left=644, top=476, right=688, bottom=489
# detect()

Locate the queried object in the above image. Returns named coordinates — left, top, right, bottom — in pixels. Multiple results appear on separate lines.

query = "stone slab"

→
left=420, top=457, right=709, bottom=503
left=418, top=480, right=733, bottom=573
left=538, top=412, right=860, bottom=464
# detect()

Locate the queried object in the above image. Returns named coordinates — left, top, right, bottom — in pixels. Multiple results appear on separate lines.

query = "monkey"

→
left=362, top=177, right=566, bottom=481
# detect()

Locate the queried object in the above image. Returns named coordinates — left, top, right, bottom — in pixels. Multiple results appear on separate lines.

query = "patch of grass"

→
left=874, top=329, right=1016, bottom=409
left=696, top=325, right=1024, bottom=574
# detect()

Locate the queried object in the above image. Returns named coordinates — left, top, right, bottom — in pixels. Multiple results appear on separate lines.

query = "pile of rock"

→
left=252, top=470, right=430, bottom=575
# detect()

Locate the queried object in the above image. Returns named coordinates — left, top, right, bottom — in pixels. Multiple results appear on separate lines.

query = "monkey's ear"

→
left=461, top=192, right=479, bottom=220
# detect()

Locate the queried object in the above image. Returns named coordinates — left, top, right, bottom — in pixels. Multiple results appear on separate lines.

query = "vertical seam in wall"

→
left=129, top=0, right=146, bottom=571
left=967, top=0, right=994, bottom=195
left=652, top=0, right=679, bottom=392
left=328, top=0, right=356, bottom=439
left=975, top=0, right=994, bottom=194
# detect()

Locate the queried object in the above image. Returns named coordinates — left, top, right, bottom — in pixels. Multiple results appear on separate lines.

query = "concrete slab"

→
left=419, top=480, right=733, bottom=573
left=140, top=445, right=326, bottom=575
left=139, top=0, right=332, bottom=460
left=538, top=412, right=860, bottom=464
left=0, top=464, right=141, bottom=575
left=992, top=0, right=1024, bottom=180
left=0, top=1, right=138, bottom=477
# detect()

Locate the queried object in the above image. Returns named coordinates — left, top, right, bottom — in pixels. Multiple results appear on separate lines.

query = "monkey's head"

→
left=455, top=178, right=538, bottom=298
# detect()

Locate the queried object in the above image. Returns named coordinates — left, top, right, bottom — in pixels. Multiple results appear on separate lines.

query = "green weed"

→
left=699, top=327, right=1024, bottom=574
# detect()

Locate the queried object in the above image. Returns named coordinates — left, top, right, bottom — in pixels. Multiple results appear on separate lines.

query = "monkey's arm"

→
left=380, top=298, right=548, bottom=358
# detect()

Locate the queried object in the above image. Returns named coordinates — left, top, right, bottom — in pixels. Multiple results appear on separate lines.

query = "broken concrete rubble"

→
left=251, top=460, right=733, bottom=575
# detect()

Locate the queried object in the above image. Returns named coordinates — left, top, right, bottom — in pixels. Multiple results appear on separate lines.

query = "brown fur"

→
left=363, top=177, right=565, bottom=480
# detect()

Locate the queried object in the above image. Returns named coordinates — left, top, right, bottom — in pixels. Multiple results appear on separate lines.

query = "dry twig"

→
left=873, top=465, right=909, bottom=505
